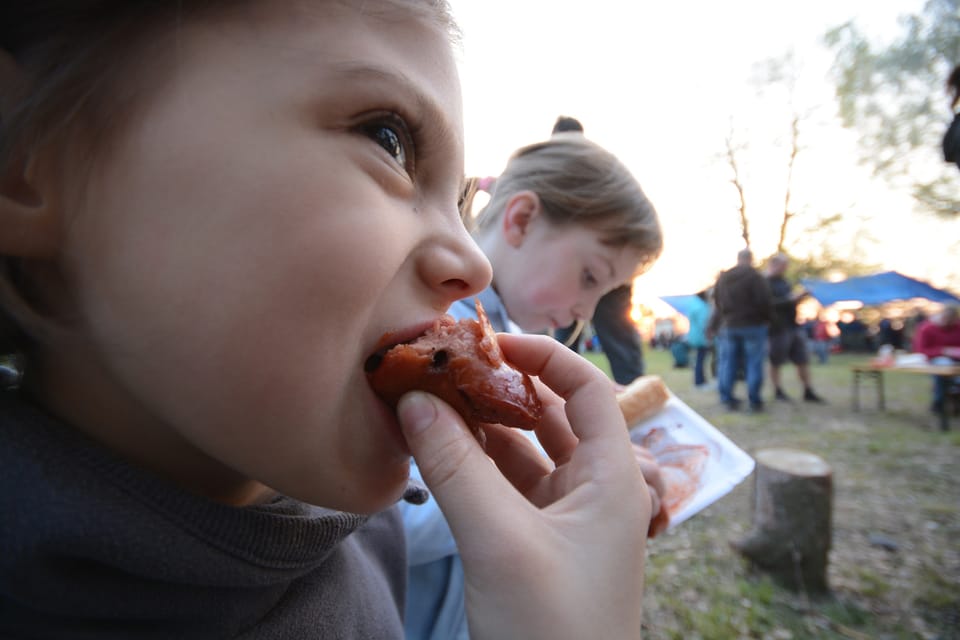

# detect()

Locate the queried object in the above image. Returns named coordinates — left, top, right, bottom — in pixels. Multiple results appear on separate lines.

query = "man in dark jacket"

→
left=766, top=254, right=825, bottom=403
left=710, top=249, right=773, bottom=411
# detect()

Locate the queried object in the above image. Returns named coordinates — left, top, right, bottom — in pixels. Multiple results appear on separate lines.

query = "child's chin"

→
left=319, top=464, right=411, bottom=515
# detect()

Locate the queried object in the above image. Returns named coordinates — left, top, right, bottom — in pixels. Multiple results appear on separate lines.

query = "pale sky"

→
left=446, top=0, right=957, bottom=301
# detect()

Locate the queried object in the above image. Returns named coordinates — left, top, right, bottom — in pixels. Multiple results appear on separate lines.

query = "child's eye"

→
left=358, top=114, right=415, bottom=174
left=582, top=269, right=598, bottom=288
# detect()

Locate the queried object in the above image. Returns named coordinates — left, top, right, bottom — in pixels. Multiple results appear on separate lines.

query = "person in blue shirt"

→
left=686, top=289, right=714, bottom=388
left=402, top=133, right=665, bottom=639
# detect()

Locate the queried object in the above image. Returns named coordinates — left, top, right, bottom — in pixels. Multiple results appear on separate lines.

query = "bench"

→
left=850, top=363, right=960, bottom=432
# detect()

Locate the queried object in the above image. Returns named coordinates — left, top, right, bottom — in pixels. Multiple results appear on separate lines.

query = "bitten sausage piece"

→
left=366, top=299, right=543, bottom=433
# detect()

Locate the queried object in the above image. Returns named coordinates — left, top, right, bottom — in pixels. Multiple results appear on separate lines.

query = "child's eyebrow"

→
left=330, top=62, right=460, bottom=150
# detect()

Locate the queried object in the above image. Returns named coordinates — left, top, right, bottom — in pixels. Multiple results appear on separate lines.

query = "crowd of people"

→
left=664, top=252, right=957, bottom=417
left=686, top=249, right=824, bottom=412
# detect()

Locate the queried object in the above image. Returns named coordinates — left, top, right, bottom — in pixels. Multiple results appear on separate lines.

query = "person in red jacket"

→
left=912, top=305, right=960, bottom=413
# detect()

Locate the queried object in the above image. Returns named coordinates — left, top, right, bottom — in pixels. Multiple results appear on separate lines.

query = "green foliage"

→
left=824, top=0, right=960, bottom=216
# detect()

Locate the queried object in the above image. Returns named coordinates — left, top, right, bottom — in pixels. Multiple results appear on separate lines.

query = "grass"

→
left=583, top=347, right=960, bottom=640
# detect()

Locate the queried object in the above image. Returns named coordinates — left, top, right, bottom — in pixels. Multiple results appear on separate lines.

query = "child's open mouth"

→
left=363, top=300, right=543, bottom=440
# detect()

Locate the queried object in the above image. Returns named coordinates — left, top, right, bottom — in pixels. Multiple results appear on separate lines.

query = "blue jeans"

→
left=717, top=325, right=768, bottom=406
left=694, top=346, right=710, bottom=386
left=930, top=356, right=960, bottom=408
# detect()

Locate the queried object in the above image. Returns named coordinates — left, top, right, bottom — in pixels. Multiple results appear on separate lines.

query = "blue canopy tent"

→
left=659, top=294, right=702, bottom=318
left=799, top=271, right=960, bottom=307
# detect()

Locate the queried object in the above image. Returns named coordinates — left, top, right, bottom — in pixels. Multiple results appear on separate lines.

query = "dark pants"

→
left=555, top=284, right=644, bottom=385
left=930, top=356, right=960, bottom=409
left=694, top=346, right=710, bottom=386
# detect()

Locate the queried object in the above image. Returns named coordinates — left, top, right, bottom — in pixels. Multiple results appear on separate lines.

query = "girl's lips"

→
left=549, top=316, right=569, bottom=330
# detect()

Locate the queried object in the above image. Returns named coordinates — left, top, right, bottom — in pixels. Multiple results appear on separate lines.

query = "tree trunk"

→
left=730, top=448, right=833, bottom=594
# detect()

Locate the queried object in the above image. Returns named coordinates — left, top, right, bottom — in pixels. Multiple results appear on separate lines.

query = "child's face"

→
left=41, top=3, right=491, bottom=512
left=494, top=218, right=643, bottom=332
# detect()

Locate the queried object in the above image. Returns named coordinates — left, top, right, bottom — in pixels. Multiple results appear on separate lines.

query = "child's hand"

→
left=397, top=334, right=650, bottom=640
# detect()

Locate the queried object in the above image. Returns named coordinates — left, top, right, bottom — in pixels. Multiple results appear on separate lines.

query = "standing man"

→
left=711, top=249, right=773, bottom=411
left=765, top=254, right=825, bottom=403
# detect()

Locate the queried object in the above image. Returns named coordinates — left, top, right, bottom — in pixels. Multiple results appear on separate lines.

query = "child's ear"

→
left=0, top=52, right=60, bottom=259
left=501, top=191, right=541, bottom=248
left=0, top=51, right=69, bottom=348
left=0, top=154, right=62, bottom=258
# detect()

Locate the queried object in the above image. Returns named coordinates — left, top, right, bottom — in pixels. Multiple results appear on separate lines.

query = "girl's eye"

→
left=582, top=269, right=598, bottom=289
left=359, top=115, right=415, bottom=174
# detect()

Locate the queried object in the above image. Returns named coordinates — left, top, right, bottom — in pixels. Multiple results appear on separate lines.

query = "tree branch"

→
left=725, top=132, right=751, bottom=248
left=778, top=113, right=801, bottom=253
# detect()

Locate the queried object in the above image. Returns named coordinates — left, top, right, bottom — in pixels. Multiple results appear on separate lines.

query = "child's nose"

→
left=419, top=222, right=492, bottom=309
left=571, top=302, right=592, bottom=323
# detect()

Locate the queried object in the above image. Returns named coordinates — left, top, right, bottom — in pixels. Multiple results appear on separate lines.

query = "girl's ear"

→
left=0, top=51, right=61, bottom=259
left=501, top=191, right=541, bottom=248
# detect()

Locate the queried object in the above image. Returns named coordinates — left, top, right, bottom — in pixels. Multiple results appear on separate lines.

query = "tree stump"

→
left=730, top=448, right=833, bottom=594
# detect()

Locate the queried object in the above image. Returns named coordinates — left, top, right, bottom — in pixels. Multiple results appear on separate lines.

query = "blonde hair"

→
left=463, top=134, right=662, bottom=276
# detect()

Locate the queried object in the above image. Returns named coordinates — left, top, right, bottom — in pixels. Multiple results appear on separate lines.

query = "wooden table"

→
left=851, top=363, right=960, bottom=431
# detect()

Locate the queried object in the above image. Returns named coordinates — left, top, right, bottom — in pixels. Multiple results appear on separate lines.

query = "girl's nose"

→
left=418, top=219, right=492, bottom=310
left=571, top=302, right=591, bottom=323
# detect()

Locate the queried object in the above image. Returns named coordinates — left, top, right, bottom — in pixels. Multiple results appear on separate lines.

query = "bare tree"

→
left=724, top=130, right=751, bottom=248
left=721, top=51, right=878, bottom=280
left=777, top=113, right=800, bottom=253
left=752, top=53, right=808, bottom=255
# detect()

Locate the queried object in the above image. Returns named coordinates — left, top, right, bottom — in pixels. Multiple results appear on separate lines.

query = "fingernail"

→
left=397, top=392, right=438, bottom=436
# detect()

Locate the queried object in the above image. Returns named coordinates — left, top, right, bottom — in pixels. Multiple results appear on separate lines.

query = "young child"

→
left=403, top=133, right=665, bottom=639
left=0, top=2, right=653, bottom=638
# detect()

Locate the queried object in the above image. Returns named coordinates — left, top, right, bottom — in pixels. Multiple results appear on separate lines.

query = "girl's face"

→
left=491, top=211, right=642, bottom=332
left=33, top=3, right=491, bottom=512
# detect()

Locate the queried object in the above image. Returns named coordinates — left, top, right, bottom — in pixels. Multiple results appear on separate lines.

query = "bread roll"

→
left=617, top=375, right=670, bottom=426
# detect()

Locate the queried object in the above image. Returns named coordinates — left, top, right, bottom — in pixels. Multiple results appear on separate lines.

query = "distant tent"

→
left=660, top=294, right=702, bottom=318
left=799, top=271, right=960, bottom=307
